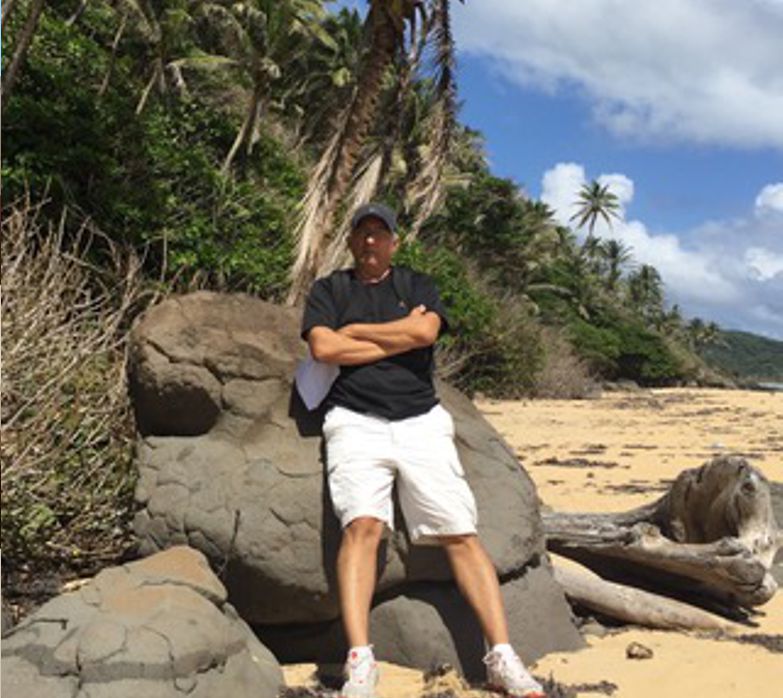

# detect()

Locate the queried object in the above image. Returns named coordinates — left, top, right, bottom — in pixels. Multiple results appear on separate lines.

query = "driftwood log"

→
left=550, top=554, right=737, bottom=631
left=543, top=456, right=782, bottom=621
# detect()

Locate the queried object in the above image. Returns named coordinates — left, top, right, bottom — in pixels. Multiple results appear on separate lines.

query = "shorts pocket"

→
left=434, top=405, right=455, bottom=437
left=322, top=406, right=352, bottom=438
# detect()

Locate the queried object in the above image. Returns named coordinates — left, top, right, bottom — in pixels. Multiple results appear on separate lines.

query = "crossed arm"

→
left=307, top=306, right=441, bottom=365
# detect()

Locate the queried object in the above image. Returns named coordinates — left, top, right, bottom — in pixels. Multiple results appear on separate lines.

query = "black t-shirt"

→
left=301, top=267, right=449, bottom=420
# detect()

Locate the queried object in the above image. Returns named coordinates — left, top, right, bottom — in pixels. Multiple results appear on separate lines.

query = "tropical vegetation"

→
left=2, top=0, right=766, bottom=580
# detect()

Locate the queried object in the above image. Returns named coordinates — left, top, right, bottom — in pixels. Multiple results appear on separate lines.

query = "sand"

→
left=283, top=388, right=783, bottom=697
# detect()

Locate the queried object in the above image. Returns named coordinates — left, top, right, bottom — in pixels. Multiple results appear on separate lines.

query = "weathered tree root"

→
left=543, top=456, right=782, bottom=624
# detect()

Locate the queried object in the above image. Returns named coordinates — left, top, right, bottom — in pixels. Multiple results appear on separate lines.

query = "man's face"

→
left=348, top=215, right=398, bottom=273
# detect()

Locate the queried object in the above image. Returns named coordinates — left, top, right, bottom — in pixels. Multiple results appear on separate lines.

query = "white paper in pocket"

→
left=295, top=351, right=340, bottom=410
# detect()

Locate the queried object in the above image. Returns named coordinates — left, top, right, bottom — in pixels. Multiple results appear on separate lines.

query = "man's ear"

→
left=391, top=234, right=400, bottom=253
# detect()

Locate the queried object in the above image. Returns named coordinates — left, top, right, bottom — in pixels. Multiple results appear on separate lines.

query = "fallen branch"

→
left=550, top=554, right=738, bottom=631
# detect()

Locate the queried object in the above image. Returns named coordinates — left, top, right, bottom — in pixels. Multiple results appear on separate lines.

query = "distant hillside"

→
left=701, top=330, right=783, bottom=382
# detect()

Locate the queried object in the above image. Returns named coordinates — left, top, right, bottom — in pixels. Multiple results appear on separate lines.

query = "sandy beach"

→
left=283, top=388, right=783, bottom=697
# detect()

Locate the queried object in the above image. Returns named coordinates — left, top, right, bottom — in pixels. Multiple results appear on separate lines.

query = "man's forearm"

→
left=340, top=313, right=439, bottom=353
left=309, top=327, right=390, bottom=365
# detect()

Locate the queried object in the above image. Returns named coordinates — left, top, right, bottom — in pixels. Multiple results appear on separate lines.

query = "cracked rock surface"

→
left=0, top=546, right=283, bottom=698
left=128, top=292, right=582, bottom=667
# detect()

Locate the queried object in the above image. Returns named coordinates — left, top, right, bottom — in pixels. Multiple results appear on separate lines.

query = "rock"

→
left=771, top=482, right=783, bottom=585
left=625, top=641, right=654, bottom=660
left=579, top=621, right=608, bottom=638
left=128, top=293, right=582, bottom=659
left=1, top=546, right=283, bottom=698
left=2, top=596, right=13, bottom=635
left=257, top=560, right=582, bottom=679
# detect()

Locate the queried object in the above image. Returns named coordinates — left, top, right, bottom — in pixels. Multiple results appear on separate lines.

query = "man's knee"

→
left=439, top=533, right=483, bottom=558
left=439, top=532, right=478, bottom=547
left=342, top=516, right=385, bottom=547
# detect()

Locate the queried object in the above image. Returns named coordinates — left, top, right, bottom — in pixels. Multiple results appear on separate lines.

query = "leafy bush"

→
left=567, top=312, right=686, bottom=385
left=395, top=240, right=543, bottom=396
left=2, top=7, right=305, bottom=300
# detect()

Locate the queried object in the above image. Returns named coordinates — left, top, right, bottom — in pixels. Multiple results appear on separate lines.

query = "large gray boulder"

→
left=0, top=546, right=283, bottom=698
left=772, top=482, right=783, bottom=585
left=258, top=560, right=579, bottom=680
left=128, top=292, right=583, bottom=668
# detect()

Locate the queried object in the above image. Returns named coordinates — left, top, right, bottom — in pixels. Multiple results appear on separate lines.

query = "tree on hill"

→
left=600, top=238, right=633, bottom=292
left=2, top=0, right=47, bottom=106
left=628, top=264, right=663, bottom=323
left=570, top=179, right=621, bottom=240
left=194, top=0, right=331, bottom=174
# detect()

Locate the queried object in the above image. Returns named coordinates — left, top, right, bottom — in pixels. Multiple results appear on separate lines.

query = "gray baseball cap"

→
left=351, top=202, right=397, bottom=233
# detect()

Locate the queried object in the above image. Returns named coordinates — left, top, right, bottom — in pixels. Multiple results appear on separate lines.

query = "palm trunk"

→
left=98, top=11, right=128, bottom=98
left=2, top=0, right=47, bottom=107
left=135, top=64, right=160, bottom=115
left=2, top=0, right=18, bottom=25
left=65, top=0, right=88, bottom=26
left=287, top=3, right=400, bottom=305
left=221, top=77, right=263, bottom=176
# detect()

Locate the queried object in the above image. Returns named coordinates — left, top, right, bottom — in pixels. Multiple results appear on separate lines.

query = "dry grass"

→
left=1, top=196, right=147, bottom=575
left=533, top=327, right=599, bottom=399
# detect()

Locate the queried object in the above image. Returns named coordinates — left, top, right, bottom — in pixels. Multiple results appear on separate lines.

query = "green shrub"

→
left=2, top=7, right=305, bottom=300
left=567, top=312, right=686, bottom=385
left=394, top=240, right=543, bottom=396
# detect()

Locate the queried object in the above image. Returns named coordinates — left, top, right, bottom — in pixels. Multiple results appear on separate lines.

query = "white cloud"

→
left=745, top=247, right=783, bottom=280
left=541, top=165, right=783, bottom=337
left=541, top=162, right=585, bottom=226
left=453, top=0, right=783, bottom=149
left=755, top=183, right=783, bottom=215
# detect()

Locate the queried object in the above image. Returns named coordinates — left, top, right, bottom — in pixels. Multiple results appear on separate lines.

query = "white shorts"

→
left=323, top=403, right=478, bottom=545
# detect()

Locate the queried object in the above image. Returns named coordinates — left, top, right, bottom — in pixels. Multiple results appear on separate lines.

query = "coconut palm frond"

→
left=198, top=2, right=253, bottom=55
left=167, top=54, right=238, bottom=71
left=117, top=0, right=160, bottom=43
left=287, top=102, right=355, bottom=304
left=287, top=1, right=409, bottom=304
left=405, top=0, right=456, bottom=240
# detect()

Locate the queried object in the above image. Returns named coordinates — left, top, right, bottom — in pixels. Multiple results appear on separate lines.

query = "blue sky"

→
left=335, top=1, right=783, bottom=339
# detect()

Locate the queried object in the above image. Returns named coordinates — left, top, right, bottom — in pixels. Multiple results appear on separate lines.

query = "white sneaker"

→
left=484, top=648, right=546, bottom=697
left=340, top=647, right=379, bottom=698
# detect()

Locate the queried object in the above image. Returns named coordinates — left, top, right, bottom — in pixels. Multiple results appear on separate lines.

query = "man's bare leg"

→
left=337, top=516, right=385, bottom=647
left=440, top=533, right=509, bottom=645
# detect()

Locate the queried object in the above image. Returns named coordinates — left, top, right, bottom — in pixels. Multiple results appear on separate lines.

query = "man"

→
left=301, top=203, right=546, bottom=698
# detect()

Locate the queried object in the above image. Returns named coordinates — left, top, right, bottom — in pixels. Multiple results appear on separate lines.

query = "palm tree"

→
left=687, top=318, right=722, bottom=351
left=280, top=7, right=364, bottom=148
left=1, top=0, right=47, bottom=108
left=129, top=0, right=191, bottom=113
left=403, top=0, right=456, bottom=240
left=656, top=303, right=684, bottom=338
left=197, top=0, right=330, bottom=174
left=600, top=238, right=633, bottom=293
left=570, top=180, right=621, bottom=239
left=628, top=264, right=663, bottom=322
left=580, top=235, right=603, bottom=272
left=286, top=0, right=457, bottom=305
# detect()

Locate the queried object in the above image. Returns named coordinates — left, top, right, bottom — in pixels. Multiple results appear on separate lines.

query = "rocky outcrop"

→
left=128, top=292, right=583, bottom=672
left=772, top=482, right=783, bottom=585
left=0, top=546, right=283, bottom=698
